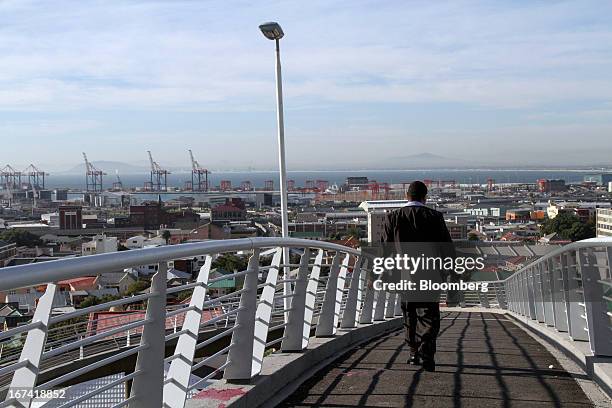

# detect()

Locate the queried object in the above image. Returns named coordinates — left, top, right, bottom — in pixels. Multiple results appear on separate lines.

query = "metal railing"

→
left=462, top=239, right=612, bottom=358
left=1, top=237, right=609, bottom=407
left=0, top=238, right=397, bottom=408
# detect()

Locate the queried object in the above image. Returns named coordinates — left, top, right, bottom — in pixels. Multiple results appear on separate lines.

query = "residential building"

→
left=82, top=234, right=118, bottom=256
left=596, top=208, right=612, bottom=238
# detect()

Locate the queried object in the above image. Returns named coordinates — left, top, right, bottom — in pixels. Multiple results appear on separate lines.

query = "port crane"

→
left=23, top=164, right=47, bottom=190
left=112, top=170, right=123, bottom=191
left=188, top=149, right=209, bottom=191
left=0, top=165, right=21, bottom=190
left=147, top=151, right=170, bottom=192
left=83, top=153, right=105, bottom=192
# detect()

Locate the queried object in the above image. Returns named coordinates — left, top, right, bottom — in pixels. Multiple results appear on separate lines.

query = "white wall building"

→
left=82, top=234, right=118, bottom=256
left=596, top=208, right=612, bottom=238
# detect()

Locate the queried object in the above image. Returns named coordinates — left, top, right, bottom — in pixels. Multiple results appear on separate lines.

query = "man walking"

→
left=380, top=180, right=454, bottom=372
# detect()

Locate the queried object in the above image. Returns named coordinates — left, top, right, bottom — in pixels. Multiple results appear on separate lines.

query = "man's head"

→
left=407, top=181, right=428, bottom=203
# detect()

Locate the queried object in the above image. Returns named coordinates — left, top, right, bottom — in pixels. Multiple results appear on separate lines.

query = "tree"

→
left=212, top=254, right=248, bottom=272
left=78, top=294, right=120, bottom=309
left=125, top=280, right=151, bottom=295
left=541, top=212, right=595, bottom=242
left=345, top=227, right=361, bottom=239
left=0, top=229, right=42, bottom=247
left=161, top=230, right=172, bottom=245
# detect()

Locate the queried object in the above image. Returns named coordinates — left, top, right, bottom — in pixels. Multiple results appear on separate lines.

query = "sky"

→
left=0, top=0, right=611, bottom=171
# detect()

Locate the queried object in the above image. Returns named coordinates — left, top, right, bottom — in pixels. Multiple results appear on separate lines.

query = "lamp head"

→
left=259, top=22, right=284, bottom=40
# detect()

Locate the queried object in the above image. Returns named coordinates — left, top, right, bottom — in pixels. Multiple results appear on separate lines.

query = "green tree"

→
left=0, top=230, right=42, bottom=247
left=78, top=294, right=120, bottom=309
left=125, top=280, right=151, bottom=295
left=212, top=254, right=248, bottom=272
left=345, top=227, right=361, bottom=239
left=541, top=212, right=595, bottom=242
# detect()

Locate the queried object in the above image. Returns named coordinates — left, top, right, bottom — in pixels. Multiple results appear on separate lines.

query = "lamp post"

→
left=260, top=22, right=291, bottom=320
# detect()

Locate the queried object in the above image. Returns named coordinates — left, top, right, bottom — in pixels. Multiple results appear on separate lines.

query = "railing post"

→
left=565, top=251, right=589, bottom=341
left=373, top=289, right=386, bottom=321
left=537, top=264, right=545, bottom=319
left=223, top=250, right=260, bottom=380
left=282, top=248, right=311, bottom=351
left=526, top=268, right=537, bottom=320
left=394, top=291, right=403, bottom=316
left=251, top=247, right=282, bottom=376
left=359, top=266, right=375, bottom=324
left=130, top=262, right=167, bottom=408
left=315, top=253, right=342, bottom=337
left=541, top=262, right=554, bottom=326
left=356, top=260, right=368, bottom=318
left=550, top=257, right=566, bottom=331
left=9, top=284, right=56, bottom=408
left=340, top=257, right=363, bottom=329
left=495, top=281, right=507, bottom=310
left=300, top=249, right=323, bottom=345
left=522, top=271, right=530, bottom=317
left=163, top=256, right=212, bottom=407
left=334, top=254, right=350, bottom=328
left=479, top=290, right=490, bottom=308
left=385, top=292, right=396, bottom=318
left=578, top=248, right=612, bottom=356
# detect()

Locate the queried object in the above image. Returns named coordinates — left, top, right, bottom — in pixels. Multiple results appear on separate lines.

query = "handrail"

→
left=4, top=236, right=608, bottom=407
left=0, top=237, right=361, bottom=291
left=500, top=238, right=612, bottom=284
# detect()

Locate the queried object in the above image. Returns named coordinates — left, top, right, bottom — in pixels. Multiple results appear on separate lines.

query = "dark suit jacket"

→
left=381, top=205, right=452, bottom=244
left=380, top=204, right=455, bottom=302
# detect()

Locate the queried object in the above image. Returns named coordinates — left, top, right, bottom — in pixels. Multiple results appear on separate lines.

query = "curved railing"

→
left=0, top=238, right=401, bottom=408
left=2, top=236, right=609, bottom=407
left=502, top=238, right=612, bottom=357
left=457, top=238, right=612, bottom=358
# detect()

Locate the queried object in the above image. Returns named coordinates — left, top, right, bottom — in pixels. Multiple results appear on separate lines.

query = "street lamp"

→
left=260, top=21, right=291, bottom=321
left=259, top=22, right=288, bottom=240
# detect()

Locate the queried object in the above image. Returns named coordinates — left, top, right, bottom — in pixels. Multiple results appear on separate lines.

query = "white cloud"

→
left=0, top=0, right=611, bottom=167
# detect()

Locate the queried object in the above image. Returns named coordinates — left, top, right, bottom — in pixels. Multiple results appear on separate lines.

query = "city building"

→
left=59, top=205, right=83, bottom=230
left=505, top=209, right=532, bottom=222
left=596, top=208, right=612, bottom=238
left=0, top=240, right=17, bottom=267
left=82, top=234, right=118, bottom=255
left=583, top=173, right=612, bottom=186
left=346, top=176, right=369, bottom=191
left=211, top=198, right=247, bottom=222
left=445, top=221, right=468, bottom=240
left=41, top=212, right=59, bottom=227
left=129, top=202, right=168, bottom=230
left=537, top=179, right=566, bottom=193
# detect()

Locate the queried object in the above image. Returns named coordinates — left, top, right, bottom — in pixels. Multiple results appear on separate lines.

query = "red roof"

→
left=86, top=307, right=223, bottom=338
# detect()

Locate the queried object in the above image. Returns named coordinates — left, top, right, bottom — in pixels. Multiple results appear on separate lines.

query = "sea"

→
left=41, top=169, right=605, bottom=190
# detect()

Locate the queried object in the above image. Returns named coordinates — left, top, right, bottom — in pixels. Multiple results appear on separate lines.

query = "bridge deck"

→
left=280, top=312, right=593, bottom=407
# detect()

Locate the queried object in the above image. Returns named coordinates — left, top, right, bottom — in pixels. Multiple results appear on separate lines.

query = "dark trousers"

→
left=401, top=301, right=440, bottom=362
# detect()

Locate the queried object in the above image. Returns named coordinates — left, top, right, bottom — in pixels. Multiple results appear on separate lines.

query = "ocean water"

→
left=42, top=169, right=600, bottom=190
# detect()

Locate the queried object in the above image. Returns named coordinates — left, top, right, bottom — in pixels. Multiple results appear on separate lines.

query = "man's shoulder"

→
left=399, top=205, right=443, bottom=217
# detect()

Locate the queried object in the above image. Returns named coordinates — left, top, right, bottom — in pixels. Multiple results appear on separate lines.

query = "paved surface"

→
left=280, top=312, right=594, bottom=407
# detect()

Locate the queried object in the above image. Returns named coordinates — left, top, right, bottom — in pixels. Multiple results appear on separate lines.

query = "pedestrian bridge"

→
left=0, top=238, right=610, bottom=407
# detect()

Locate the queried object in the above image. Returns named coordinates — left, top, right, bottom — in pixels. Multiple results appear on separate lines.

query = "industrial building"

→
left=584, top=173, right=612, bottom=186
left=537, top=179, right=566, bottom=193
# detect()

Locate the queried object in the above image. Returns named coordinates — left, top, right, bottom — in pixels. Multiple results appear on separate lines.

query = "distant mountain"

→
left=376, top=152, right=476, bottom=169
left=61, top=161, right=150, bottom=174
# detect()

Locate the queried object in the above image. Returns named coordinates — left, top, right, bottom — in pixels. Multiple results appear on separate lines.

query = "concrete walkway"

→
left=280, top=312, right=595, bottom=407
